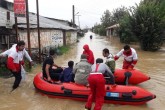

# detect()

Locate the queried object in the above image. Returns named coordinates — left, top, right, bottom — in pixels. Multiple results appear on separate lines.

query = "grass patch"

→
left=56, top=45, right=70, bottom=55
left=24, top=59, right=33, bottom=72
left=0, top=66, right=12, bottom=77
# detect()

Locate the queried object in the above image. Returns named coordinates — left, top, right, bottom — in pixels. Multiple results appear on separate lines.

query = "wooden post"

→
left=7, top=11, right=10, bottom=48
left=36, top=0, right=41, bottom=63
left=26, top=0, right=32, bottom=68
left=15, top=17, right=18, bottom=42
left=63, top=30, right=66, bottom=46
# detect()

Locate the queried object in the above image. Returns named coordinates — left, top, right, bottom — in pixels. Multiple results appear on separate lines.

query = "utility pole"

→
left=72, top=5, right=75, bottom=27
left=25, top=0, right=32, bottom=68
left=14, top=17, right=18, bottom=42
left=6, top=11, right=10, bottom=49
left=77, top=15, right=81, bottom=29
left=36, top=0, right=41, bottom=63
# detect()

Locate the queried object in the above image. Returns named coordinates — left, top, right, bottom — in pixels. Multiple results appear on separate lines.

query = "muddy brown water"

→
left=0, top=31, right=165, bottom=110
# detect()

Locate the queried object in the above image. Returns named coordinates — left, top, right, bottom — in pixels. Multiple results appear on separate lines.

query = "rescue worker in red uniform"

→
left=114, top=45, right=138, bottom=69
left=6, top=41, right=33, bottom=91
left=85, top=58, right=115, bottom=110
left=83, top=44, right=94, bottom=65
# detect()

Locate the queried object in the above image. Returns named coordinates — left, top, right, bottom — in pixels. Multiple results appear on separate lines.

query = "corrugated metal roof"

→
left=0, top=7, right=77, bottom=31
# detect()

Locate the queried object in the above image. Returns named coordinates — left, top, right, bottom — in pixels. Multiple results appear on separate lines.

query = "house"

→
left=106, top=24, right=119, bottom=37
left=0, top=0, right=77, bottom=52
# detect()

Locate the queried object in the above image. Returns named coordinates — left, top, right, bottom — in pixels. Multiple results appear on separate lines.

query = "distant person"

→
left=1, top=41, right=33, bottom=91
left=42, top=49, right=63, bottom=82
left=102, top=48, right=116, bottom=73
left=114, top=45, right=138, bottom=70
left=83, top=44, right=94, bottom=65
left=85, top=58, right=115, bottom=110
left=60, top=61, right=74, bottom=83
left=73, top=54, right=91, bottom=86
left=90, top=35, right=92, bottom=39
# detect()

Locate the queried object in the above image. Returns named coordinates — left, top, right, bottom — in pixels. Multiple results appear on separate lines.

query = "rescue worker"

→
left=0, top=42, right=33, bottom=81
left=114, top=45, right=138, bottom=69
left=5, top=41, right=33, bottom=91
left=85, top=58, right=115, bottom=110
left=83, top=44, right=94, bottom=65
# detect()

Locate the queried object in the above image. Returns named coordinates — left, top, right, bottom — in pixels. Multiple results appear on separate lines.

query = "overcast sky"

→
left=7, top=0, right=141, bottom=28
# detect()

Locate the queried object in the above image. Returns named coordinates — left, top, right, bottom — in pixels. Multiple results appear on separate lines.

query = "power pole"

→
left=77, top=15, right=81, bottom=29
left=72, top=5, right=75, bottom=27
left=6, top=11, right=10, bottom=49
left=14, top=17, right=18, bottom=42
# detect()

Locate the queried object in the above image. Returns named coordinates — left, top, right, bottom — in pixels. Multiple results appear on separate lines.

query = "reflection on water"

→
left=0, top=31, right=165, bottom=110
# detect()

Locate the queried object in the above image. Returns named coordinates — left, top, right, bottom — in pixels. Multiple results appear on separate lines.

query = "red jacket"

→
left=83, top=44, right=94, bottom=64
left=7, top=46, right=21, bottom=72
left=114, top=48, right=138, bottom=69
left=6, top=44, right=32, bottom=72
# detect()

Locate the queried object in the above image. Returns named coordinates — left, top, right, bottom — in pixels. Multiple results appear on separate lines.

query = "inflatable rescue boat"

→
left=114, top=69, right=150, bottom=85
left=33, top=73, right=156, bottom=105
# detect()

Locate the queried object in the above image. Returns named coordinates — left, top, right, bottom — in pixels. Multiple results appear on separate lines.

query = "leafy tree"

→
left=93, top=24, right=106, bottom=36
left=100, top=10, right=113, bottom=28
left=112, top=6, right=129, bottom=24
left=95, top=8, right=129, bottom=36
left=130, top=0, right=165, bottom=51
left=118, top=14, right=137, bottom=44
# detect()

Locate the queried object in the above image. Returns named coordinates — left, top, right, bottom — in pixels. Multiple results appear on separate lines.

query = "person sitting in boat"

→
left=83, top=44, right=95, bottom=65
left=85, top=58, right=115, bottom=110
left=60, top=60, right=74, bottom=83
left=73, top=54, right=92, bottom=86
left=102, top=48, right=116, bottom=73
left=114, top=45, right=138, bottom=70
left=42, top=49, right=63, bottom=82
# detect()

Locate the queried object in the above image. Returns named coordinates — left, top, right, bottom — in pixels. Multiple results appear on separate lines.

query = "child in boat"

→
left=60, top=61, right=74, bottom=82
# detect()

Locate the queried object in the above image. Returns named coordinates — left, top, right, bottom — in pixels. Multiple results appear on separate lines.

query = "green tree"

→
left=131, top=0, right=165, bottom=51
left=93, top=24, right=106, bottom=36
left=100, top=10, right=113, bottom=28
left=118, top=14, right=137, bottom=44
left=112, top=6, right=129, bottom=24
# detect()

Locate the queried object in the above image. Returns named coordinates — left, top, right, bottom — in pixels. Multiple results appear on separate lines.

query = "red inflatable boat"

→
left=33, top=73, right=156, bottom=105
left=114, top=69, right=150, bottom=85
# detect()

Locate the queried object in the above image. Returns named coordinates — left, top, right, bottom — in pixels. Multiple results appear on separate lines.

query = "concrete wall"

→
left=66, top=31, right=77, bottom=45
left=19, top=29, right=77, bottom=49
left=106, top=28, right=118, bottom=37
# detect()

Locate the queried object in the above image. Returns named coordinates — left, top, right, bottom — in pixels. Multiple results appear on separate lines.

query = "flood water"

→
left=0, top=31, right=165, bottom=110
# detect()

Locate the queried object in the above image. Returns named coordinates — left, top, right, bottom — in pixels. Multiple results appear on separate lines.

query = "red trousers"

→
left=122, top=60, right=133, bottom=69
left=85, top=74, right=105, bottom=110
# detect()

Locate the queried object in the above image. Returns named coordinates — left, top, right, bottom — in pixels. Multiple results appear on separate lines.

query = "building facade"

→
left=0, top=0, right=77, bottom=52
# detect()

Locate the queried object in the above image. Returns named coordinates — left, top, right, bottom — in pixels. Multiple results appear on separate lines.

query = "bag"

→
left=21, top=65, right=26, bottom=81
